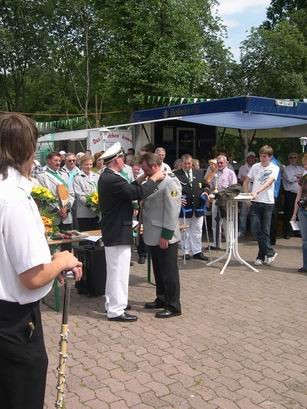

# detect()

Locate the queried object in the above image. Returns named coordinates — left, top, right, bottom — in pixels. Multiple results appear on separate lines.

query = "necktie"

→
left=187, top=170, right=193, bottom=186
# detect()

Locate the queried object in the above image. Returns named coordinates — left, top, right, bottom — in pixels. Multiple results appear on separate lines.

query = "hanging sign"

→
left=88, top=129, right=133, bottom=154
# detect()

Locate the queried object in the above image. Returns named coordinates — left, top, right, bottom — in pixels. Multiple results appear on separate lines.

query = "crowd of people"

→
left=1, top=111, right=307, bottom=408
left=30, top=141, right=307, bottom=277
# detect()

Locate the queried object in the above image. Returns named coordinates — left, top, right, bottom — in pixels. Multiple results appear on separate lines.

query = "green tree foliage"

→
left=240, top=21, right=307, bottom=98
left=265, top=0, right=306, bottom=27
left=49, top=0, right=108, bottom=125
left=1, top=0, right=234, bottom=124
left=89, top=0, right=234, bottom=109
left=0, top=0, right=54, bottom=111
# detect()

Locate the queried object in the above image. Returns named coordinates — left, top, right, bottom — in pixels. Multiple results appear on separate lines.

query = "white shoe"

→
left=254, top=258, right=263, bottom=266
left=264, top=253, right=278, bottom=266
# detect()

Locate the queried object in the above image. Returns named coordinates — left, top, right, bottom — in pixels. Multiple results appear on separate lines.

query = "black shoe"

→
left=105, top=304, right=132, bottom=314
left=138, top=256, right=146, bottom=264
left=183, top=254, right=191, bottom=260
left=130, top=261, right=134, bottom=266
left=298, top=267, right=307, bottom=273
left=193, top=252, right=209, bottom=261
left=108, top=312, right=138, bottom=322
left=206, top=246, right=224, bottom=251
left=144, top=299, right=166, bottom=309
left=155, top=308, right=182, bottom=318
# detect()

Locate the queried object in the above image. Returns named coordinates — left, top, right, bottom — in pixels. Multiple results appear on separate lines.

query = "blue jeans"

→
left=250, top=202, right=275, bottom=260
left=298, top=208, right=307, bottom=269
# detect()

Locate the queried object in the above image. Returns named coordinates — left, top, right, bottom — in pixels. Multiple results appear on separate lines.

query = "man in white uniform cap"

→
left=98, top=142, right=164, bottom=322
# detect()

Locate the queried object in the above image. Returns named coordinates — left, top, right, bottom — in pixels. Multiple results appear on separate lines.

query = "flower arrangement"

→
left=40, top=209, right=59, bottom=237
left=31, top=186, right=57, bottom=207
left=86, top=191, right=99, bottom=212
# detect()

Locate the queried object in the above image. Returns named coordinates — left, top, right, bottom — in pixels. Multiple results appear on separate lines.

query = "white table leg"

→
left=207, top=199, right=259, bottom=273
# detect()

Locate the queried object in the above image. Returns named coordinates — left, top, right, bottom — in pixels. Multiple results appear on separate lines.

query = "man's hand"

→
left=159, top=237, right=169, bottom=249
left=58, top=207, right=68, bottom=219
left=53, top=251, right=83, bottom=284
left=150, top=169, right=165, bottom=183
left=181, top=198, right=187, bottom=207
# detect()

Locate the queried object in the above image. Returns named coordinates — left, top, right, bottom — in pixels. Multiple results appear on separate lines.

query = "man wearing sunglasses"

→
left=62, top=153, right=80, bottom=186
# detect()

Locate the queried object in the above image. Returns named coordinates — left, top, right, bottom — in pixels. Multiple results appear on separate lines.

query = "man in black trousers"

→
left=141, top=153, right=182, bottom=318
left=98, top=143, right=164, bottom=322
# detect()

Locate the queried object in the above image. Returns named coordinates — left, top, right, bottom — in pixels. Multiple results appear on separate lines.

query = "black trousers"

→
left=137, top=234, right=148, bottom=257
left=270, top=204, right=277, bottom=245
left=78, top=216, right=100, bottom=232
left=0, top=300, right=48, bottom=409
left=149, top=242, right=181, bottom=312
left=283, top=191, right=297, bottom=236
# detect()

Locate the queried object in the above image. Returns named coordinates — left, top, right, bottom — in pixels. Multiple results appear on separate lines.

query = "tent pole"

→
left=244, top=130, right=249, bottom=158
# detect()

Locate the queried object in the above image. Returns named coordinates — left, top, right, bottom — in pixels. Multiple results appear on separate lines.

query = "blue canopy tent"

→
left=132, top=96, right=307, bottom=128
left=129, top=96, right=307, bottom=154
left=181, top=111, right=307, bottom=130
left=105, top=96, right=307, bottom=155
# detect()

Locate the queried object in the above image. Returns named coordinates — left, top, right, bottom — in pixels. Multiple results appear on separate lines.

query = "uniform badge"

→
left=170, top=190, right=178, bottom=197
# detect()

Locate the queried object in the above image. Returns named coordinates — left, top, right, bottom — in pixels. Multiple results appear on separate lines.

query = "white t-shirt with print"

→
left=247, top=162, right=280, bottom=204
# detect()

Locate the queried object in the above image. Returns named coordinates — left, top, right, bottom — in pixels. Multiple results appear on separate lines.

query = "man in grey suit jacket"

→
left=141, top=153, right=182, bottom=318
left=35, top=151, right=75, bottom=228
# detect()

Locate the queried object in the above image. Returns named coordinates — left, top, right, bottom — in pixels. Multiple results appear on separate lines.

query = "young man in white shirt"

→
left=243, top=145, right=280, bottom=266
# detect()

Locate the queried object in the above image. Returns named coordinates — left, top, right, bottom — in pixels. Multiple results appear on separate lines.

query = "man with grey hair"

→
left=174, top=154, right=210, bottom=260
left=62, top=152, right=80, bottom=186
left=209, top=155, right=237, bottom=249
left=155, top=147, right=172, bottom=173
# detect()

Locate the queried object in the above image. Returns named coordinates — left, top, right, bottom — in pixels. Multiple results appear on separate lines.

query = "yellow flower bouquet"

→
left=86, top=191, right=99, bottom=212
left=40, top=209, right=59, bottom=237
left=31, top=186, right=57, bottom=207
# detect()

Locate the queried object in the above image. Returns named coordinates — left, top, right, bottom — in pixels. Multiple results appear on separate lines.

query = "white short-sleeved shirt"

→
left=0, top=167, right=52, bottom=304
left=247, top=162, right=280, bottom=204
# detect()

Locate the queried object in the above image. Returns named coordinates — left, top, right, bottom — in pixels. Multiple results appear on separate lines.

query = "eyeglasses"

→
left=289, top=156, right=297, bottom=159
left=68, top=159, right=76, bottom=162
left=217, top=161, right=224, bottom=165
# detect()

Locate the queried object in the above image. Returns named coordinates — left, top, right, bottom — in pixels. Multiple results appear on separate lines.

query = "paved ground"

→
left=43, top=237, right=307, bottom=409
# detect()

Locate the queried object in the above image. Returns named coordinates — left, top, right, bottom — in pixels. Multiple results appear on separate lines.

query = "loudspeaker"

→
left=74, top=244, right=106, bottom=296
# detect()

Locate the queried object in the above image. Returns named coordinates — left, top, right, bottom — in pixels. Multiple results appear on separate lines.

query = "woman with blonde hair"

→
left=73, top=154, right=100, bottom=231
left=92, top=151, right=105, bottom=174
left=204, top=158, right=217, bottom=184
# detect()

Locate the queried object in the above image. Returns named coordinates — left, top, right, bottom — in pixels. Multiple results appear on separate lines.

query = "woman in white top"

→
left=0, top=113, right=82, bottom=409
left=73, top=154, right=100, bottom=232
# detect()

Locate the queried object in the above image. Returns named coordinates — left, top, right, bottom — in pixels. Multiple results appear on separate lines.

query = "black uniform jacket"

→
left=98, top=168, right=158, bottom=246
left=174, top=169, right=210, bottom=218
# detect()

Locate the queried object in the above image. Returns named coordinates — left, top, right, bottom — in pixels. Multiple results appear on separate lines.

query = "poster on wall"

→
left=88, top=129, right=133, bottom=154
